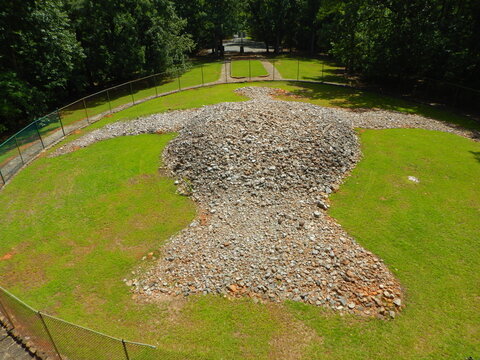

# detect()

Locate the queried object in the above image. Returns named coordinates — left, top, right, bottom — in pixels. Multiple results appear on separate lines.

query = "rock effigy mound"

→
left=46, top=86, right=480, bottom=317
left=135, top=87, right=404, bottom=318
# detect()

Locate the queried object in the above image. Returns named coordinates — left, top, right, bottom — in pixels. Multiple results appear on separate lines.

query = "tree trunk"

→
left=310, top=31, right=315, bottom=54
left=274, top=34, right=280, bottom=54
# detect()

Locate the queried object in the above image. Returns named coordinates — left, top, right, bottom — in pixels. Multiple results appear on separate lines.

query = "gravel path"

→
left=51, top=87, right=478, bottom=318
left=51, top=86, right=478, bottom=157
left=50, top=109, right=200, bottom=157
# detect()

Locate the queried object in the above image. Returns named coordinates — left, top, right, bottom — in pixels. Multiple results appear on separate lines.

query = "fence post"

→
left=14, top=136, right=25, bottom=165
left=297, top=59, right=300, bottom=81
left=453, top=87, right=460, bottom=107
left=201, top=64, right=204, bottom=86
left=154, top=75, right=158, bottom=97
left=0, top=294, right=14, bottom=328
left=57, top=109, right=66, bottom=136
left=82, top=98, right=90, bottom=124
left=129, top=82, right=135, bottom=105
left=225, top=60, right=228, bottom=83
left=106, top=89, right=112, bottom=114
left=249, top=59, right=251, bottom=82
left=34, top=120, right=45, bottom=149
left=0, top=168, right=6, bottom=186
left=122, top=339, right=130, bottom=360
left=37, top=312, right=63, bottom=360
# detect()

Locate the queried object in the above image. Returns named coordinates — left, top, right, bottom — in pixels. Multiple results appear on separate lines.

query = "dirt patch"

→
left=273, top=89, right=304, bottom=100
left=268, top=304, right=321, bottom=360
left=135, top=293, right=189, bottom=329
left=0, top=252, right=14, bottom=261
left=127, top=173, right=157, bottom=185
left=198, top=208, right=211, bottom=226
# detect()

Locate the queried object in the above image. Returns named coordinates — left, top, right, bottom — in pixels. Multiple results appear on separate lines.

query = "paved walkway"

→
left=0, top=327, right=34, bottom=360
left=223, top=37, right=267, bottom=54
left=219, top=58, right=284, bottom=83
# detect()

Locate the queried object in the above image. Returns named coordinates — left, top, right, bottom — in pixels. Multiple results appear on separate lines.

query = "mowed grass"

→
left=59, top=61, right=223, bottom=127
left=0, top=62, right=223, bottom=169
left=287, top=128, right=480, bottom=359
left=231, top=59, right=268, bottom=78
left=54, top=83, right=249, bottom=145
left=268, top=81, right=480, bottom=131
left=0, top=135, right=195, bottom=327
left=1, top=80, right=479, bottom=359
left=0, top=134, right=300, bottom=359
left=56, top=80, right=480, bottom=146
left=272, top=57, right=347, bottom=83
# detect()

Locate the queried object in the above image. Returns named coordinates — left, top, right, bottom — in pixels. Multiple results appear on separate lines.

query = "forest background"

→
left=1, top=0, right=479, bottom=136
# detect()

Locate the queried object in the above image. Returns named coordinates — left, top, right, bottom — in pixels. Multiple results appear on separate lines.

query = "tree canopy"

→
left=0, top=0, right=83, bottom=133
left=1, top=0, right=479, bottom=136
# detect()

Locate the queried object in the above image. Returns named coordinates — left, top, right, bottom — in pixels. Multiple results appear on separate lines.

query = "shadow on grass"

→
left=470, top=151, right=480, bottom=163
left=282, top=81, right=480, bottom=131
left=302, top=70, right=347, bottom=83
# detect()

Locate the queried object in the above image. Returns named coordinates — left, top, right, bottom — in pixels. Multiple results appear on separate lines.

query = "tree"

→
left=68, top=0, right=193, bottom=85
left=173, top=0, right=211, bottom=53
left=247, top=0, right=298, bottom=54
left=294, top=0, right=323, bottom=54
left=325, top=0, right=480, bottom=87
left=0, top=0, right=83, bottom=134
left=204, top=0, right=243, bottom=56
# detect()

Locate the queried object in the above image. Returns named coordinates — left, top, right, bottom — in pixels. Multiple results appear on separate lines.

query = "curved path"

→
left=3, top=61, right=477, bottom=187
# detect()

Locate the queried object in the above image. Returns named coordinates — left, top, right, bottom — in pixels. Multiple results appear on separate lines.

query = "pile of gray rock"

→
left=54, top=86, right=479, bottom=318
left=51, top=86, right=478, bottom=158
left=49, top=108, right=199, bottom=157
left=133, top=87, right=404, bottom=318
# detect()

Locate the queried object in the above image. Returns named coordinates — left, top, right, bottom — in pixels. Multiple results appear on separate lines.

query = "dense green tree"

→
left=0, top=0, right=83, bottom=133
left=205, top=0, right=243, bottom=55
left=173, top=0, right=211, bottom=53
left=293, top=0, right=323, bottom=54
left=247, top=0, right=298, bottom=54
left=2, top=0, right=479, bottom=137
left=67, top=0, right=193, bottom=86
left=326, top=0, right=480, bottom=86
left=174, top=0, right=246, bottom=55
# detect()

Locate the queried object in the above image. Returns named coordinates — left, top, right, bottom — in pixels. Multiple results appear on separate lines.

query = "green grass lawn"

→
left=272, top=57, right=347, bottom=83
left=1, top=81, right=479, bottom=359
left=55, top=81, right=480, bottom=147
left=291, top=128, right=479, bottom=359
left=53, top=83, right=249, bottom=146
left=59, top=61, right=223, bottom=127
left=0, top=62, right=223, bottom=169
left=269, top=81, right=480, bottom=131
left=231, top=59, right=268, bottom=78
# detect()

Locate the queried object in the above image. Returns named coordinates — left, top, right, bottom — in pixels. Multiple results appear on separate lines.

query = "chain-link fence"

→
left=0, top=286, right=156, bottom=360
left=0, top=57, right=478, bottom=190
left=0, top=60, right=225, bottom=188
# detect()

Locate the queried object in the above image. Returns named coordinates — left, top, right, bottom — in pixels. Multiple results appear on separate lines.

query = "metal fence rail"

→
left=0, top=57, right=478, bottom=190
left=0, top=286, right=156, bottom=360
left=0, top=56, right=479, bottom=358
left=0, top=60, right=225, bottom=187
